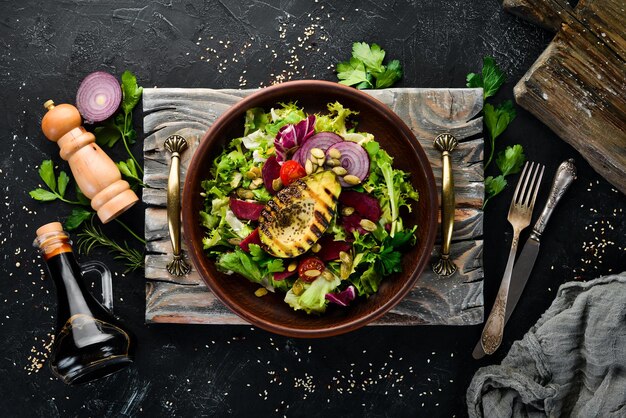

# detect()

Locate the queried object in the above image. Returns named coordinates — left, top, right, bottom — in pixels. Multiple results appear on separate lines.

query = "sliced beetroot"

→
left=273, top=269, right=297, bottom=281
left=316, top=236, right=352, bottom=261
left=229, top=198, right=265, bottom=221
left=239, top=228, right=261, bottom=252
left=293, top=132, right=343, bottom=167
left=326, top=141, right=370, bottom=187
left=262, top=155, right=281, bottom=194
left=342, top=213, right=367, bottom=234
left=325, top=285, right=356, bottom=307
left=338, top=190, right=382, bottom=221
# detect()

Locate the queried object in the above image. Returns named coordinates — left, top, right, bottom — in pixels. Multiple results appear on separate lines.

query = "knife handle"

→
left=531, top=159, right=576, bottom=239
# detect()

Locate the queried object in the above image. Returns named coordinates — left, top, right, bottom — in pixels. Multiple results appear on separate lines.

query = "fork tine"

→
left=517, top=162, right=534, bottom=204
left=523, top=163, right=540, bottom=207
left=529, top=165, right=545, bottom=209
left=512, top=162, right=530, bottom=203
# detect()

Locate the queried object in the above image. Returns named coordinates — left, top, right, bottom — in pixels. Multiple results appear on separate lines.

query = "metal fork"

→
left=480, top=161, right=545, bottom=355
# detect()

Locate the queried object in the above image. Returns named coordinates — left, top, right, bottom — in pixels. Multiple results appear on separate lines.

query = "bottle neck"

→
left=35, top=230, right=73, bottom=261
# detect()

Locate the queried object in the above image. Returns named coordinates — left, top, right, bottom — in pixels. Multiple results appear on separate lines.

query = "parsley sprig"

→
left=336, top=42, right=403, bottom=89
left=467, top=56, right=526, bottom=208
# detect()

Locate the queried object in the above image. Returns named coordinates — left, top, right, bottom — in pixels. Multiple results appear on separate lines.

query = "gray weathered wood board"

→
left=143, top=87, right=484, bottom=326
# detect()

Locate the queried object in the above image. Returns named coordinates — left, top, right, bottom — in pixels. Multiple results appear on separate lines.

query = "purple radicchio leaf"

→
left=274, top=115, right=316, bottom=163
left=325, top=285, right=356, bottom=307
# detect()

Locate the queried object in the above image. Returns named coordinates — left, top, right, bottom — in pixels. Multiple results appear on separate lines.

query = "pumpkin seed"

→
left=341, top=206, right=355, bottom=216
left=288, top=261, right=298, bottom=272
left=311, top=243, right=321, bottom=253
left=359, top=219, right=377, bottom=232
left=245, top=170, right=258, bottom=180
left=339, top=251, right=352, bottom=265
left=254, top=288, right=268, bottom=297
left=332, top=166, right=348, bottom=176
left=272, top=178, right=283, bottom=191
left=227, top=237, right=242, bottom=245
left=331, top=158, right=342, bottom=167
left=305, top=159, right=313, bottom=174
left=310, top=148, right=325, bottom=159
left=343, top=174, right=361, bottom=185
left=322, top=270, right=335, bottom=281
left=292, top=281, right=304, bottom=296
left=328, top=148, right=342, bottom=159
left=303, top=269, right=321, bottom=278
left=340, top=262, right=351, bottom=280
left=326, top=158, right=337, bottom=167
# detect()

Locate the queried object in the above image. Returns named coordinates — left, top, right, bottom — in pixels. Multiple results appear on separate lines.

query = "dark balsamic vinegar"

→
left=36, top=222, right=134, bottom=385
left=46, top=253, right=133, bottom=384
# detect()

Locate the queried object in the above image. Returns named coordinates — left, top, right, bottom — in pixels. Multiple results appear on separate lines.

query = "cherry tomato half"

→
left=297, top=256, right=325, bottom=282
left=279, top=160, right=307, bottom=186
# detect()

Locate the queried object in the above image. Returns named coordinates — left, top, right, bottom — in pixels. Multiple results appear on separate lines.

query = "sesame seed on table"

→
left=1, top=0, right=624, bottom=417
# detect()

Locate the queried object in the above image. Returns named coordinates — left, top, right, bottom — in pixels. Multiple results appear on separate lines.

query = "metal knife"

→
left=472, top=159, right=576, bottom=359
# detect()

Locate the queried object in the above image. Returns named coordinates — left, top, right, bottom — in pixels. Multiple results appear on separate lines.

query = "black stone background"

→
left=1, top=1, right=624, bottom=416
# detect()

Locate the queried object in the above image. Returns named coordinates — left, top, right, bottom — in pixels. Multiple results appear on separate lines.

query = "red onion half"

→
left=293, top=132, right=343, bottom=166
left=326, top=141, right=370, bottom=187
left=76, top=71, right=122, bottom=123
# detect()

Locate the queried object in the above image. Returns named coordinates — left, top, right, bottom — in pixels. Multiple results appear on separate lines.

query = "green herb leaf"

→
left=352, top=42, right=386, bottom=73
left=76, top=185, right=91, bottom=206
left=373, top=59, right=403, bottom=89
left=467, top=56, right=506, bottom=99
left=484, top=100, right=517, bottom=168
left=94, top=125, right=122, bottom=148
left=496, top=144, right=526, bottom=176
left=39, top=160, right=56, bottom=192
left=121, top=70, right=143, bottom=115
left=484, top=175, right=508, bottom=208
left=29, top=188, right=58, bottom=201
left=65, top=207, right=93, bottom=230
left=57, top=171, right=70, bottom=198
left=337, top=58, right=372, bottom=88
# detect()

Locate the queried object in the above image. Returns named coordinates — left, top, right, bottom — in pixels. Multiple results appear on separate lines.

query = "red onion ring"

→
left=76, top=72, right=122, bottom=123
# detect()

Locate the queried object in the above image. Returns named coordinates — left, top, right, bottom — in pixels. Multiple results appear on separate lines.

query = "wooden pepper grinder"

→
left=41, top=100, right=139, bottom=223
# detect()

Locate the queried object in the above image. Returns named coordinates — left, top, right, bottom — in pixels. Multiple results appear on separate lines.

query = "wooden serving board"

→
left=503, top=0, right=626, bottom=194
left=143, top=88, right=484, bottom=326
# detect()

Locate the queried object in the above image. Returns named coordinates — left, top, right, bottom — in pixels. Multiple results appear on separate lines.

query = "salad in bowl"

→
left=199, top=101, right=419, bottom=314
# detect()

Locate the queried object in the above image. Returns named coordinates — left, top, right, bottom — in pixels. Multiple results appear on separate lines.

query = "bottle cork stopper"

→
left=36, top=222, right=64, bottom=239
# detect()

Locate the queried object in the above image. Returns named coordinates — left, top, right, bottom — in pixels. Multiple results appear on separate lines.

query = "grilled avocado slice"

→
left=258, top=171, right=341, bottom=258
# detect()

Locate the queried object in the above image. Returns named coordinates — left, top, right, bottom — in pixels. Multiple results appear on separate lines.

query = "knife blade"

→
left=473, top=159, right=576, bottom=359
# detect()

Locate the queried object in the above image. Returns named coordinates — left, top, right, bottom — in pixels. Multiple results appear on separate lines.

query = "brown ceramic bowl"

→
left=182, top=80, right=438, bottom=338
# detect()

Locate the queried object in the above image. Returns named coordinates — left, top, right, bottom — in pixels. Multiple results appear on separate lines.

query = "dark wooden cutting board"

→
left=504, top=0, right=626, bottom=194
left=142, top=88, right=485, bottom=325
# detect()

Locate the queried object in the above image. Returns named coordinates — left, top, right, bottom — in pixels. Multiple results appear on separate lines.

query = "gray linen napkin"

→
left=467, top=272, right=626, bottom=418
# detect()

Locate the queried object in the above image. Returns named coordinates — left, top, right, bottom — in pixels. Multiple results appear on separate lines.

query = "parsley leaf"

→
left=57, top=171, right=70, bottom=198
left=467, top=56, right=506, bottom=100
left=336, top=42, right=402, bottom=89
left=94, top=125, right=122, bottom=148
left=29, top=188, right=58, bottom=201
left=65, top=207, right=94, bottom=231
left=484, top=101, right=516, bottom=168
left=496, top=144, right=525, bottom=176
left=39, top=160, right=56, bottom=191
left=352, top=42, right=385, bottom=73
left=373, top=59, right=403, bottom=89
left=337, top=58, right=372, bottom=88
left=121, top=70, right=143, bottom=115
left=484, top=175, right=507, bottom=208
